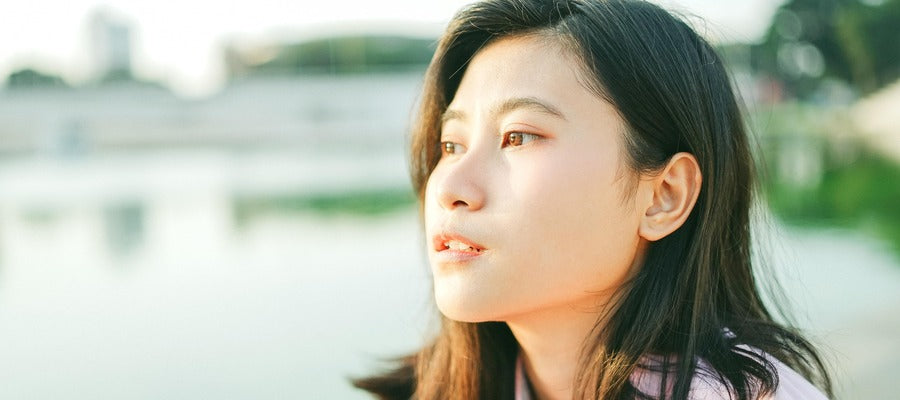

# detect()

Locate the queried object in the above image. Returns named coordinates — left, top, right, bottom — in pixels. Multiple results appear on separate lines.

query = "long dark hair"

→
left=354, top=0, right=832, bottom=398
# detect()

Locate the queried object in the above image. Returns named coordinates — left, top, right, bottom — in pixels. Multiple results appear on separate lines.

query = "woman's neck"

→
left=506, top=298, right=606, bottom=400
left=506, top=242, right=647, bottom=399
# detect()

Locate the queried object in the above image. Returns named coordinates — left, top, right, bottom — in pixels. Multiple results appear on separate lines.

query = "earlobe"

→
left=638, top=152, right=702, bottom=241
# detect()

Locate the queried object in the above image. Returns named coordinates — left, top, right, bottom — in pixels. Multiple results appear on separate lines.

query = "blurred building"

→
left=88, top=8, right=135, bottom=83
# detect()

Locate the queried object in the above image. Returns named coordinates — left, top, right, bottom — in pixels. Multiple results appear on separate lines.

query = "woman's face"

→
left=424, top=35, right=649, bottom=323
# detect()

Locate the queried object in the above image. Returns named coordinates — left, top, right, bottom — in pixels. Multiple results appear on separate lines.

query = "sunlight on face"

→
left=424, top=35, right=648, bottom=323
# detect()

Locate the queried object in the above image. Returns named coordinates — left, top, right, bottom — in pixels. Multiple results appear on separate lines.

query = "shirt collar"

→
left=515, top=352, right=534, bottom=400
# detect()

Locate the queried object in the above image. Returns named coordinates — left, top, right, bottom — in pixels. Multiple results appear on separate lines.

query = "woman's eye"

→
left=502, top=132, right=540, bottom=148
left=441, top=141, right=466, bottom=155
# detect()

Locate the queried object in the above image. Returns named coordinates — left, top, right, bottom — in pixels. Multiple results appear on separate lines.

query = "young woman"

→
left=355, top=0, right=833, bottom=398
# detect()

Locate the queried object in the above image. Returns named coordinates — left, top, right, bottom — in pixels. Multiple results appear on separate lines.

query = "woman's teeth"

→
left=444, top=241, right=480, bottom=252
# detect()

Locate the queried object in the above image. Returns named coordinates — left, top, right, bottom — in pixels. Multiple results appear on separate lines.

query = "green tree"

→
left=752, top=0, right=900, bottom=98
left=4, top=68, right=68, bottom=89
left=239, top=35, right=435, bottom=76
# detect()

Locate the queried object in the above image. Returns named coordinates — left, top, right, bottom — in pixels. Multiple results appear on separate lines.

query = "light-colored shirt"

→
left=513, top=351, right=828, bottom=400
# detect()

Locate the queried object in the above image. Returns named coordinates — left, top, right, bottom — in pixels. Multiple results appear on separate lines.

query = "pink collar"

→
left=514, top=353, right=534, bottom=400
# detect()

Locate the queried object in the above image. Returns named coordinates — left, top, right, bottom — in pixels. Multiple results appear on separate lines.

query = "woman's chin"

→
left=435, top=294, right=506, bottom=323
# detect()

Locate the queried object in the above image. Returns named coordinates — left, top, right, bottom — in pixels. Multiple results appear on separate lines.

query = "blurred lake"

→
left=0, top=74, right=897, bottom=399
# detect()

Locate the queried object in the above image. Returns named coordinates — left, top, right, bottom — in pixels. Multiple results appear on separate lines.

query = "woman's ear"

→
left=638, top=152, right=702, bottom=241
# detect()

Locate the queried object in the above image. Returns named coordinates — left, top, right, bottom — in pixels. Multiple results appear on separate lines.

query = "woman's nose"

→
left=433, top=154, right=487, bottom=212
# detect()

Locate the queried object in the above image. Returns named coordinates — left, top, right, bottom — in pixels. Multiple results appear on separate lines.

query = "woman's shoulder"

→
left=632, top=350, right=829, bottom=400
left=761, top=354, right=829, bottom=400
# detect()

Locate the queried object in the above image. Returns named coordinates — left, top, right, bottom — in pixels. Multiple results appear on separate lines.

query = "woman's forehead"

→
left=442, top=35, right=620, bottom=137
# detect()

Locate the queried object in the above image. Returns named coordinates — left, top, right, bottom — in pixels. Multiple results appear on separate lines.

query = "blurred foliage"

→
left=234, top=188, right=416, bottom=223
left=767, top=153, right=900, bottom=254
left=751, top=0, right=900, bottom=99
left=99, top=67, right=136, bottom=84
left=238, top=35, right=434, bottom=75
left=4, top=66, right=163, bottom=90
left=4, top=68, right=69, bottom=89
left=758, top=104, right=900, bottom=255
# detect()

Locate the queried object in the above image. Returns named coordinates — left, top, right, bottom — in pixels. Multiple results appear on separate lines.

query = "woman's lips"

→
left=432, top=232, right=485, bottom=253
left=432, top=232, right=485, bottom=263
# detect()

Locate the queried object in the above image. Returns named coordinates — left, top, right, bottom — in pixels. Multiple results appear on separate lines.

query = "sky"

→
left=0, top=0, right=785, bottom=97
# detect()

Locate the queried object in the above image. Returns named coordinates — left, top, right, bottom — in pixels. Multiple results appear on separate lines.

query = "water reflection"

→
left=104, top=202, right=144, bottom=257
left=0, top=73, right=426, bottom=398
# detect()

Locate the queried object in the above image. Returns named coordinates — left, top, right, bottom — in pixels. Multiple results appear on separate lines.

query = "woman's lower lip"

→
left=433, top=249, right=484, bottom=264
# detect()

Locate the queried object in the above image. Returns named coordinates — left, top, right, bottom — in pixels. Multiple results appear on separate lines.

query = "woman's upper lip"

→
left=432, top=231, right=485, bottom=252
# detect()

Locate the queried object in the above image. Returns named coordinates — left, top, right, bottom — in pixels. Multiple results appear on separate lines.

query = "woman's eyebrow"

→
left=493, top=97, right=566, bottom=121
left=441, top=108, right=465, bottom=124
left=441, top=96, right=567, bottom=124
